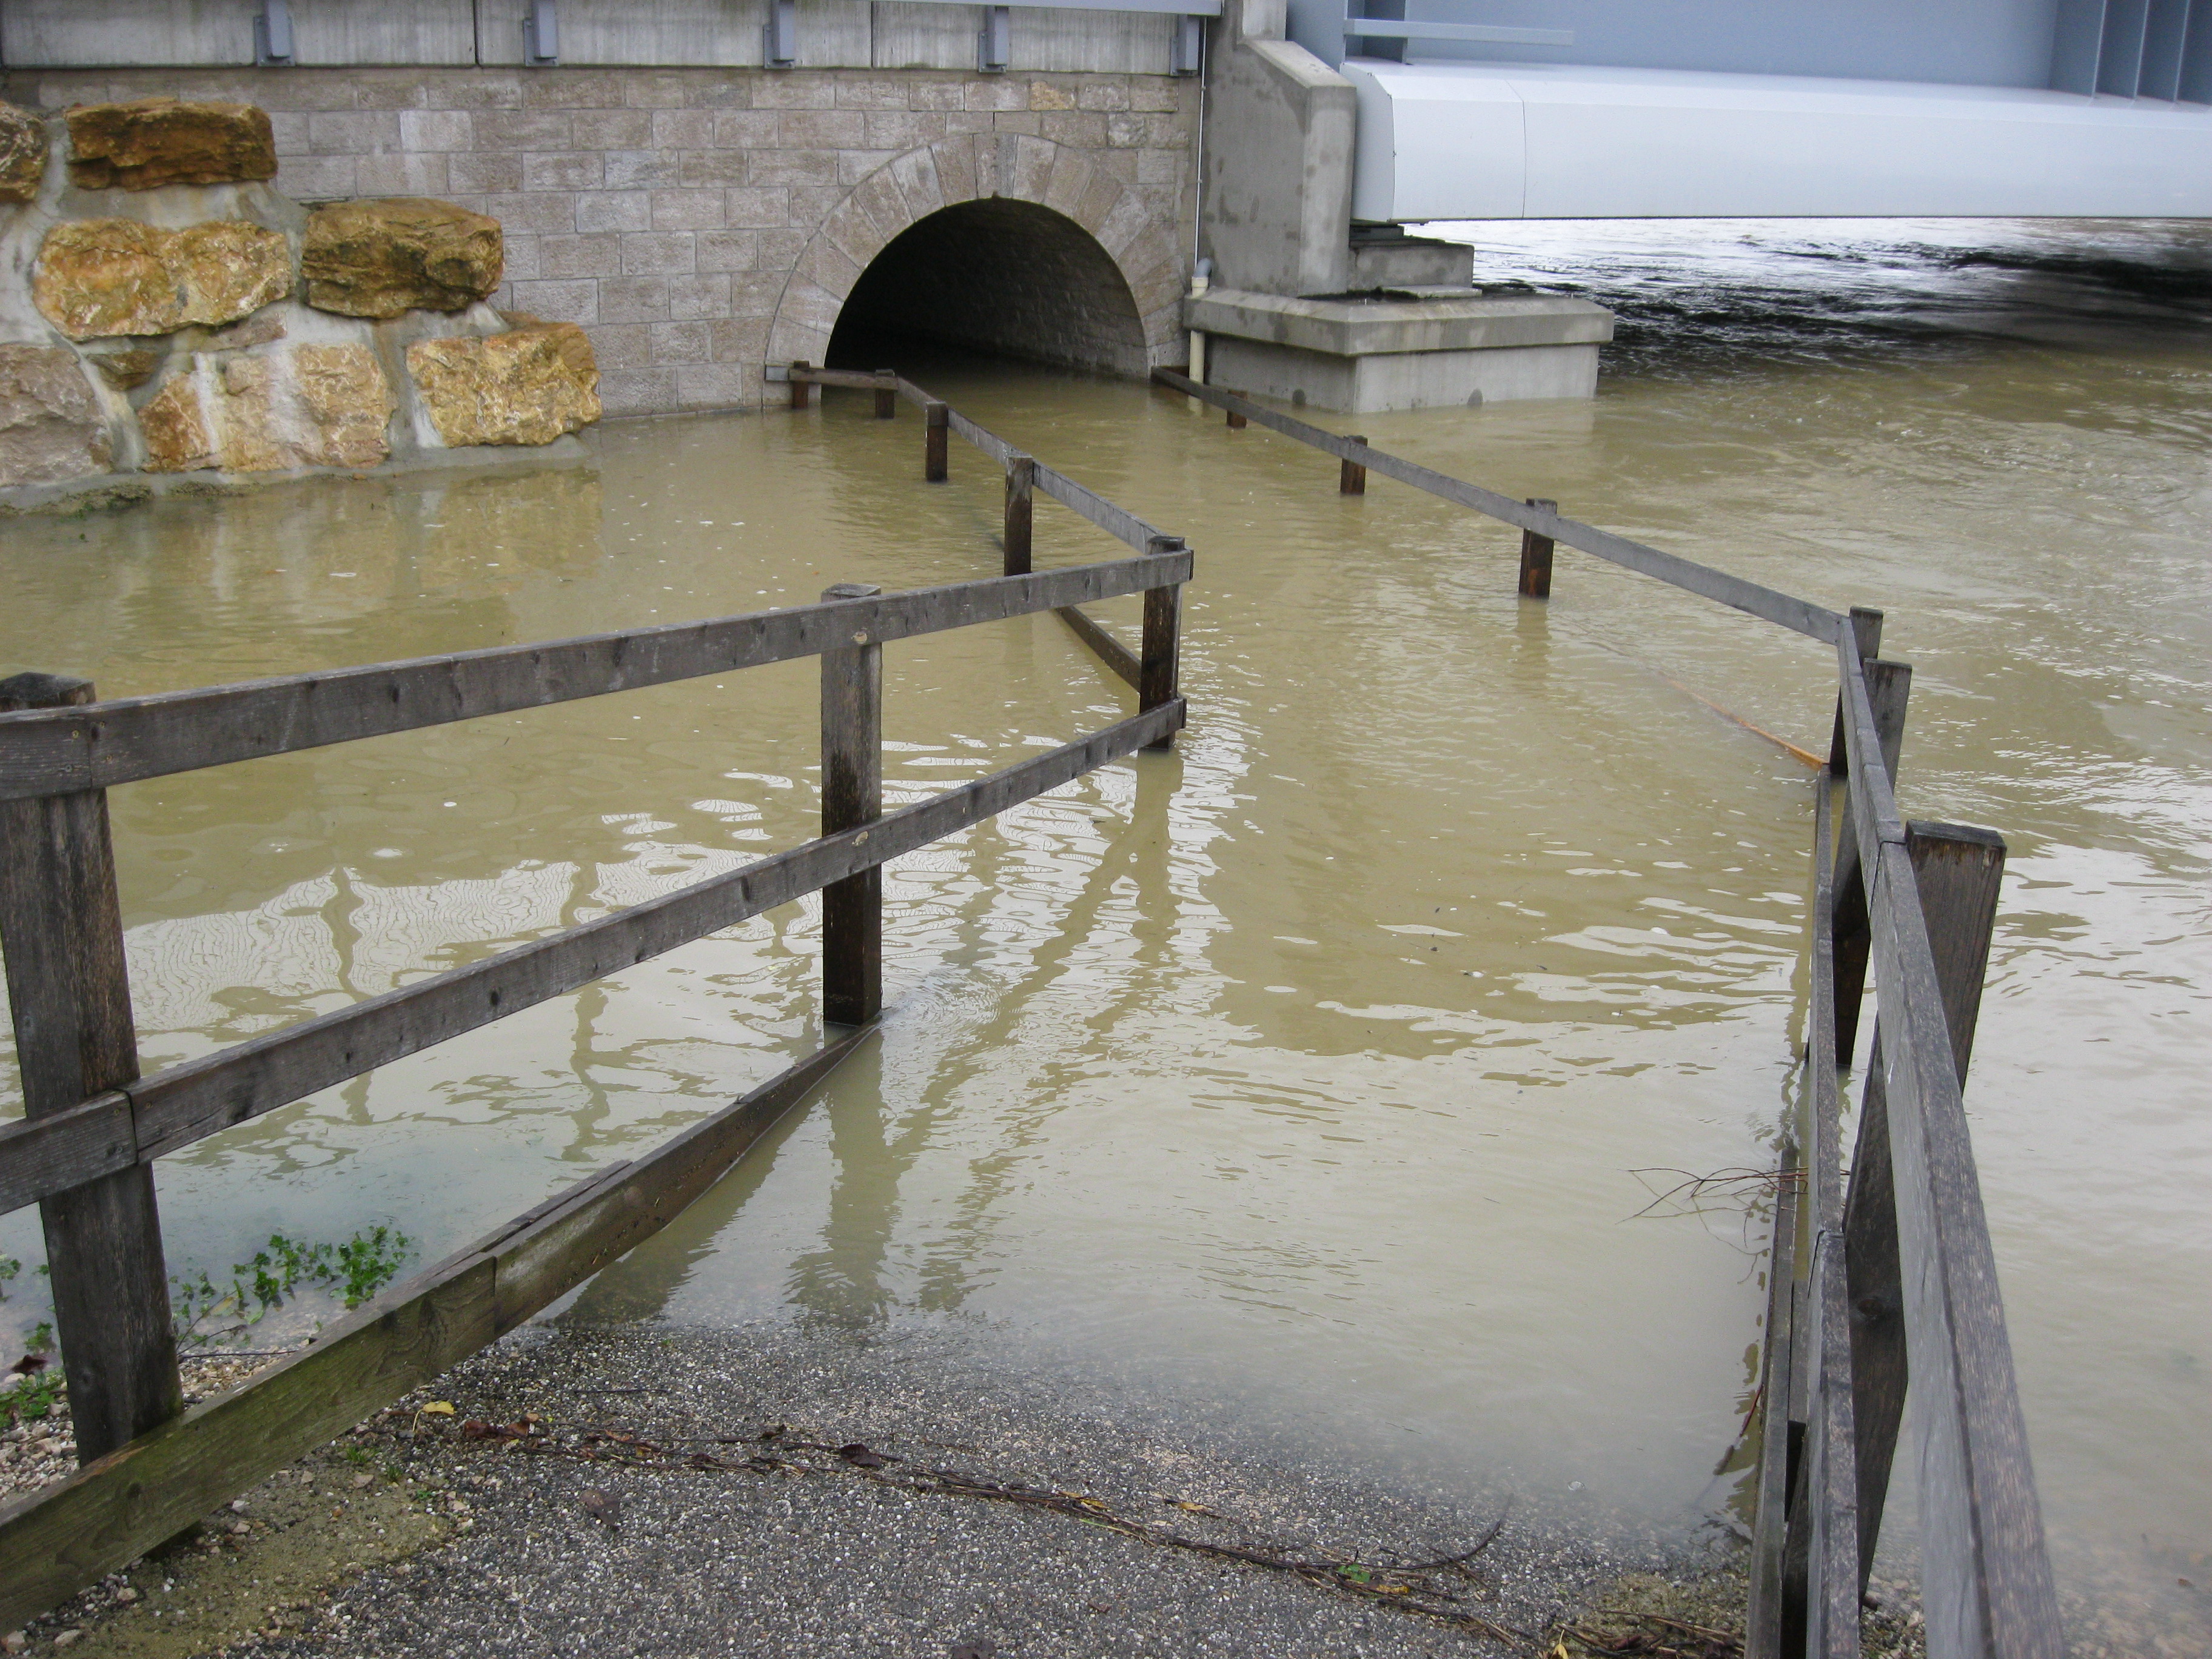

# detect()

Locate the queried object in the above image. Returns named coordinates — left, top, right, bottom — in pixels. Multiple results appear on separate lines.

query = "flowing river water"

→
left=2, top=218, right=2208, bottom=1648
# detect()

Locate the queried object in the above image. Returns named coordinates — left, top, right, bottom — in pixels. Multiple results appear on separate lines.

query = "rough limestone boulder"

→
left=141, top=344, right=394, bottom=474
left=406, top=324, right=600, bottom=447
left=65, top=98, right=276, bottom=191
left=0, top=344, right=111, bottom=487
left=0, top=102, right=48, bottom=203
left=33, top=219, right=293, bottom=340
left=303, top=198, right=503, bottom=318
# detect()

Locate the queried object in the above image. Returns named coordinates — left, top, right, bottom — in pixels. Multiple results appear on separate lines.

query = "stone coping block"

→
left=66, top=98, right=278, bottom=190
left=1185, top=288, right=1614, bottom=358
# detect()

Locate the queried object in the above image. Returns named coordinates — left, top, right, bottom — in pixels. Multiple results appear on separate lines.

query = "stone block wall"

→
left=3, top=66, right=1201, bottom=417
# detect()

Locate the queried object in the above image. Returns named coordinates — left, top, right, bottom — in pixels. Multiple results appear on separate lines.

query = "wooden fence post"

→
left=1828, top=607, right=1885, bottom=776
left=1744, top=1134, right=1801, bottom=1659
left=819, top=588, right=883, bottom=1026
left=1832, top=659, right=1911, bottom=1067
left=1140, top=535, right=1184, bottom=752
left=1339, top=438, right=1367, bottom=495
left=1518, top=499, right=1557, bottom=598
left=1004, top=454, right=1035, bottom=576
left=0, top=672, right=181, bottom=1463
left=923, top=401, right=949, bottom=481
left=1843, top=820, right=2005, bottom=1597
left=1225, top=406, right=1246, bottom=429
left=789, top=360, right=812, bottom=412
left=874, top=370, right=897, bottom=420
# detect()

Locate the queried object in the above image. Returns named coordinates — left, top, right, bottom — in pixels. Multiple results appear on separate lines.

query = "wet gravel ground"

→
left=203, top=1317, right=1685, bottom=1659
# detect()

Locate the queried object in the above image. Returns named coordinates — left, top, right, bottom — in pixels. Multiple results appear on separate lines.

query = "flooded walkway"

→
left=2, top=219, right=2207, bottom=1649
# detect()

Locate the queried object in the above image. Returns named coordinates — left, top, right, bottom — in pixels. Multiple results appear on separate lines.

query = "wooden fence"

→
left=0, top=358, right=2063, bottom=1652
left=0, top=383, right=1188, bottom=1629
left=1150, top=367, right=2062, bottom=1659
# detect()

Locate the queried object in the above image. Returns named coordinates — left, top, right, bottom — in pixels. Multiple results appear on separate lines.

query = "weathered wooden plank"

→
left=1139, top=537, right=1183, bottom=754
left=1835, top=642, right=1909, bottom=867
left=1152, top=369, right=1844, bottom=642
left=1847, top=822, right=2007, bottom=1593
left=819, top=585, right=883, bottom=1027
left=1827, top=606, right=1885, bottom=776
left=0, top=1031, right=866, bottom=1632
left=1832, top=655, right=1912, bottom=1067
left=0, top=700, right=1186, bottom=1212
left=0, top=1252, right=498, bottom=1634
left=1792, top=774, right=1858, bottom=1654
left=493, top=1030, right=866, bottom=1325
left=939, top=403, right=1017, bottom=468
left=1055, top=606, right=1141, bottom=688
left=1804, top=1229, right=1863, bottom=1659
left=1860, top=843, right=2058, bottom=1657
left=0, top=1091, right=137, bottom=1216
left=1033, top=464, right=1165, bottom=554
left=1004, top=454, right=1036, bottom=576
left=0, top=674, right=179, bottom=1463
left=1744, top=1134, right=1801, bottom=1659
left=1518, top=497, right=1557, bottom=600
left=789, top=366, right=895, bottom=391
left=0, top=555, right=1192, bottom=802
left=1845, top=1022, right=1905, bottom=1589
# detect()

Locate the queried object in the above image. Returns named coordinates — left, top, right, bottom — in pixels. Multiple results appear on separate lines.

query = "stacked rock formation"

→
left=0, top=96, right=600, bottom=498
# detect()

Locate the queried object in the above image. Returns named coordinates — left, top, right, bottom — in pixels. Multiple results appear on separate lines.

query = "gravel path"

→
left=10, top=1315, right=1811, bottom=1658
left=279, top=1317, right=1618, bottom=1658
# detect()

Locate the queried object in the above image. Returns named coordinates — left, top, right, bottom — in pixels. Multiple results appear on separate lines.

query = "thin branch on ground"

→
left=441, top=1415, right=1523, bottom=1647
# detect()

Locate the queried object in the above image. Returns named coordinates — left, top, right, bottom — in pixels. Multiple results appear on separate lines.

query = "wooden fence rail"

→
left=1118, top=362, right=2056, bottom=1659
left=0, top=377, right=1193, bottom=1631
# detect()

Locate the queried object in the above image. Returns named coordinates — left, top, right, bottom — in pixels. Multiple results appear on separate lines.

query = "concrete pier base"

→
left=1186, top=288, right=1615, bottom=412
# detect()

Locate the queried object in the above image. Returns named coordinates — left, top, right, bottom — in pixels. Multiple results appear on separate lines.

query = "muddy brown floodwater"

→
left=1, top=217, right=2207, bottom=1649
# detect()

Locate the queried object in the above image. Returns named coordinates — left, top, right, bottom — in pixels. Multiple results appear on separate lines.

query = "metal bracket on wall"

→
left=979, top=5, right=1012, bottom=72
left=765, top=0, right=799, bottom=68
left=1171, top=13, right=1204, bottom=73
left=523, top=0, right=560, bottom=65
left=254, top=0, right=295, bottom=66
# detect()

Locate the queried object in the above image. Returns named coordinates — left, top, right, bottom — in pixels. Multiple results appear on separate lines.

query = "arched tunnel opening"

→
left=825, top=198, right=1149, bottom=378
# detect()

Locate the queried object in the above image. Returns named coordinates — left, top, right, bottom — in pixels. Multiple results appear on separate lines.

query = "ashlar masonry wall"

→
left=1, top=65, right=1201, bottom=417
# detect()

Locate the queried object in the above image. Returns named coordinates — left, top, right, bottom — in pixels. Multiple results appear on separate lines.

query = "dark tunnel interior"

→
left=826, top=198, right=1149, bottom=378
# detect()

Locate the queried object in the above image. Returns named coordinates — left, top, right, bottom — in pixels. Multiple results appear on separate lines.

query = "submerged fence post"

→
left=1004, top=454, right=1035, bottom=576
left=1225, top=406, right=1246, bottom=430
left=874, top=370, right=897, bottom=420
left=1844, top=820, right=2006, bottom=1598
left=1140, top=535, right=1184, bottom=752
left=1831, top=659, right=1911, bottom=1067
left=1518, top=499, right=1557, bottom=598
left=0, top=673, right=182, bottom=1464
left=819, top=588, right=884, bottom=1026
left=924, top=401, right=949, bottom=482
left=1339, top=438, right=1367, bottom=495
left=789, top=360, right=812, bottom=412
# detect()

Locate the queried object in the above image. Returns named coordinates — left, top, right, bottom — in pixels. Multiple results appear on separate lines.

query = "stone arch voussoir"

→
left=767, top=136, right=1182, bottom=375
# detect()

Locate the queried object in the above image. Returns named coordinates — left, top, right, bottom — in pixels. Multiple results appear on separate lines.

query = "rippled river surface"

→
left=2, top=218, right=2207, bottom=1641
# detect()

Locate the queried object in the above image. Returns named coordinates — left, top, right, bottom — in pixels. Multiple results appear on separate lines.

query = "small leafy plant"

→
left=1, top=1321, right=60, bottom=1427
left=172, top=1226, right=412, bottom=1349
